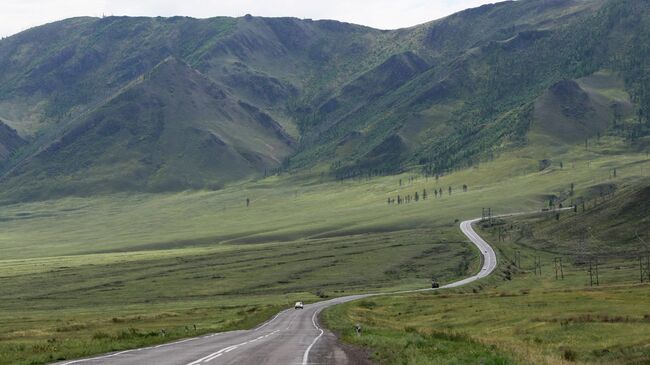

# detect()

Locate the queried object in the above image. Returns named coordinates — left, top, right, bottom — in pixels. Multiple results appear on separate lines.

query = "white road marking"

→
left=59, top=333, right=225, bottom=364
left=254, top=309, right=288, bottom=331
left=186, top=330, right=281, bottom=365
left=301, top=310, right=324, bottom=365
left=58, top=351, right=134, bottom=365
left=203, top=346, right=236, bottom=363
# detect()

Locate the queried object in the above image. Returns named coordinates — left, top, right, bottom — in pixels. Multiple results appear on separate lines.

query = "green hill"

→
left=1, top=57, right=295, bottom=198
left=531, top=71, right=636, bottom=146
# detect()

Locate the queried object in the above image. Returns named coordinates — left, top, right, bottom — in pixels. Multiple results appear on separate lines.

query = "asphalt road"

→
left=53, top=217, right=497, bottom=365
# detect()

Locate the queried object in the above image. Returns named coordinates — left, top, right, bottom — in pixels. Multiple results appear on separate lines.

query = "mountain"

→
left=2, top=57, right=295, bottom=198
left=0, top=0, right=648, bottom=199
left=0, top=120, right=27, bottom=161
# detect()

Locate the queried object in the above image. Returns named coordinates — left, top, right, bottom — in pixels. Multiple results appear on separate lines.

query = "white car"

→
left=294, top=301, right=304, bottom=309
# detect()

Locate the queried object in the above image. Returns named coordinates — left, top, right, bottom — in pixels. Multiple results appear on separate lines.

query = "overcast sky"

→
left=0, top=0, right=499, bottom=38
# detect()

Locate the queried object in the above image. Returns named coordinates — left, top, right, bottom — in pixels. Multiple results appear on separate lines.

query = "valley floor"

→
left=0, top=137, right=648, bottom=364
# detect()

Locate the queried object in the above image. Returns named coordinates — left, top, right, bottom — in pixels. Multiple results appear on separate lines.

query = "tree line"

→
left=387, top=184, right=468, bottom=205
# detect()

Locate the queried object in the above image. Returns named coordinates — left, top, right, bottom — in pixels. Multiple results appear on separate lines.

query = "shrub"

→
left=116, top=327, right=140, bottom=340
left=315, top=289, right=328, bottom=298
left=32, top=343, right=57, bottom=353
left=92, top=331, right=111, bottom=340
left=404, top=326, right=419, bottom=333
left=563, top=348, right=578, bottom=362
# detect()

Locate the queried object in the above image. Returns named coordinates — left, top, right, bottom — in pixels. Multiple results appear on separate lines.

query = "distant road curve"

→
left=53, top=213, right=542, bottom=365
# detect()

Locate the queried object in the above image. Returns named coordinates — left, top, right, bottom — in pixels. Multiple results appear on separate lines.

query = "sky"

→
left=0, top=0, right=498, bottom=38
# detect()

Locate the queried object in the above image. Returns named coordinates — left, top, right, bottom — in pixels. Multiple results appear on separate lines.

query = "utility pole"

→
left=482, top=208, right=489, bottom=222
left=636, top=231, right=649, bottom=283
left=534, top=256, right=542, bottom=276
left=641, top=256, right=650, bottom=283
left=554, top=257, right=564, bottom=280
left=514, top=250, right=521, bottom=269
left=588, top=257, right=600, bottom=286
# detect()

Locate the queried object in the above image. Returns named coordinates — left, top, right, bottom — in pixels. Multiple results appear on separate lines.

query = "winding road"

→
left=53, top=217, right=496, bottom=365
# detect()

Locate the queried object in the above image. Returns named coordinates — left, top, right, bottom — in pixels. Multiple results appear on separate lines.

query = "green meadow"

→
left=322, top=152, right=650, bottom=365
left=0, top=136, right=649, bottom=364
left=323, top=274, right=650, bottom=365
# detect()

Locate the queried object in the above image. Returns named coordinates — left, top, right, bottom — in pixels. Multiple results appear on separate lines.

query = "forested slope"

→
left=0, top=0, right=648, bottom=199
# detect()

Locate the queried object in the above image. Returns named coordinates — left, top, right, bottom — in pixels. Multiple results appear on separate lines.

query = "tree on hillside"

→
left=246, top=198, right=250, bottom=207
left=612, top=103, right=621, bottom=127
left=415, top=192, right=420, bottom=202
left=462, top=184, right=468, bottom=192
left=423, top=189, right=427, bottom=200
left=448, top=186, right=452, bottom=195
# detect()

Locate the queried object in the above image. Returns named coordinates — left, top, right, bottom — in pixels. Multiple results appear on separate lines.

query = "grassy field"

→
left=323, top=280, right=650, bottom=364
left=0, top=227, right=478, bottom=365
left=0, top=136, right=648, bottom=364
left=1, top=136, right=647, bottom=260
left=322, top=180, right=650, bottom=365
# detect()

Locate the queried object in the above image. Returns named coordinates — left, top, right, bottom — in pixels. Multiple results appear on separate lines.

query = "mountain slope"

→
left=290, top=0, right=617, bottom=173
left=2, top=58, right=295, bottom=198
left=0, top=0, right=648, bottom=199
left=0, top=120, right=27, bottom=161
left=532, top=71, right=635, bottom=145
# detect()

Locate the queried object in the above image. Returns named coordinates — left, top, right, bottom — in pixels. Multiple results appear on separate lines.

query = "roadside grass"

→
left=0, top=136, right=648, bottom=364
left=323, top=283, right=650, bottom=365
left=318, top=318, right=517, bottom=365
left=0, top=304, right=281, bottom=365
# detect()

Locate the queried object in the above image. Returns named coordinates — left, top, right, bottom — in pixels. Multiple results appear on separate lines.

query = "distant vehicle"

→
left=294, top=301, right=304, bottom=309
left=431, top=278, right=440, bottom=288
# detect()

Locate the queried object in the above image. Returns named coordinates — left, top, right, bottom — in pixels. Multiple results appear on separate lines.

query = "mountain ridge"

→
left=0, top=0, right=648, bottom=200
